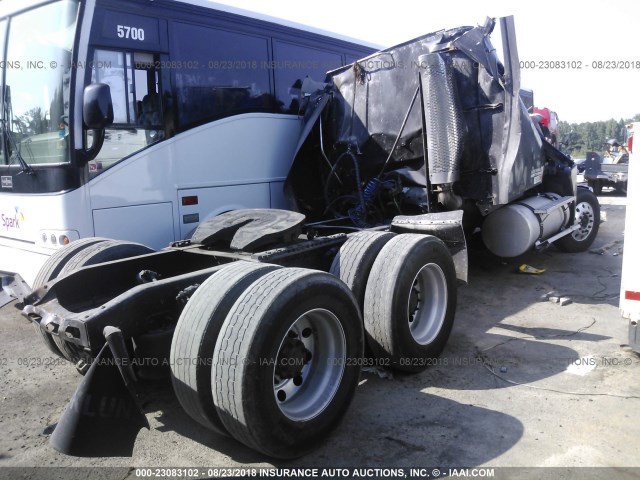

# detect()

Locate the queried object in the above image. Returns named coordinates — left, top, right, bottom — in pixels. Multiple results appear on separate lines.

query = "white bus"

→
left=0, top=0, right=376, bottom=286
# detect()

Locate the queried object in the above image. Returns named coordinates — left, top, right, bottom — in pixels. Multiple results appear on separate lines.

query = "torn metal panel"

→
left=286, top=15, right=551, bottom=225
left=491, top=16, right=545, bottom=209
left=451, top=17, right=500, bottom=80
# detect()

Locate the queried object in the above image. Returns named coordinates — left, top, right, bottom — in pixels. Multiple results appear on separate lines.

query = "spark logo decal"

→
left=1, top=206, right=24, bottom=230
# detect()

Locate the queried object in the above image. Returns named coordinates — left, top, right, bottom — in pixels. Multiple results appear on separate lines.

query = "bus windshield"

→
left=1, top=0, right=79, bottom=167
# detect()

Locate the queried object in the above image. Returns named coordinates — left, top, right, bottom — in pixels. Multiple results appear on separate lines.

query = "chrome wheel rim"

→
left=407, top=263, right=447, bottom=345
left=572, top=201, right=596, bottom=241
left=273, top=308, right=346, bottom=421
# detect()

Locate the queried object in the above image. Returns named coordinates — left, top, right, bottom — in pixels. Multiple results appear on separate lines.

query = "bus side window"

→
left=272, top=41, right=342, bottom=114
left=170, top=22, right=272, bottom=131
left=133, top=52, right=164, bottom=144
left=91, top=49, right=131, bottom=123
left=88, top=49, right=164, bottom=178
left=90, top=49, right=163, bottom=134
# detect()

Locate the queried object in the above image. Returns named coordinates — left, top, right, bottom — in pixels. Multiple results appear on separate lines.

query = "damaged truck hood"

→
left=286, top=16, right=545, bottom=216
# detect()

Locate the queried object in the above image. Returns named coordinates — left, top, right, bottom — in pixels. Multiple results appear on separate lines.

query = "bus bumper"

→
left=0, top=238, right=51, bottom=290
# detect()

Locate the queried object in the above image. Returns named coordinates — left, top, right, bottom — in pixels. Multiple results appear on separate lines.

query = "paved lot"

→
left=0, top=190, right=638, bottom=479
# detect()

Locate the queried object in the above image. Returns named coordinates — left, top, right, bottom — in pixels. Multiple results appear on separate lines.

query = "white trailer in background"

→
left=621, top=122, right=640, bottom=351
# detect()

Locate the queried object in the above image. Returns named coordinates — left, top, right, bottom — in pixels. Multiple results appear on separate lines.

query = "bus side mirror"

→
left=83, top=83, right=113, bottom=129
left=82, top=84, right=113, bottom=162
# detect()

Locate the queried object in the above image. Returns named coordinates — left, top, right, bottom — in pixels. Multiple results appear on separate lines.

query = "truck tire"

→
left=212, top=268, right=363, bottom=458
left=32, top=237, right=109, bottom=357
left=555, top=188, right=600, bottom=253
left=615, top=181, right=628, bottom=195
left=588, top=180, right=602, bottom=195
left=363, top=234, right=456, bottom=372
left=170, top=261, right=281, bottom=434
left=59, top=239, right=154, bottom=276
left=52, top=240, right=155, bottom=369
left=329, top=231, right=395, bottom=309
left=33, top=237, right=109, bottom=288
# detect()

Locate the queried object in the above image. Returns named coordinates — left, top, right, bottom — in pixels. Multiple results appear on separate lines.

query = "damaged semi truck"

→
left=8, top=15, right=599, bottom=458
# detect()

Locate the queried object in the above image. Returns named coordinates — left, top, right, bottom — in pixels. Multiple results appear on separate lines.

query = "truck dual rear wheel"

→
left=329, top=231, right=395, bottom=310
left=555, top=188, right=600, bottom=253
left=363, top=234, right=457, bottom=372
left=212, top=268, right=363, bottom=458
left=170, top=261, right=281, bottom=434
left=32, top=237, right=110, bottom=357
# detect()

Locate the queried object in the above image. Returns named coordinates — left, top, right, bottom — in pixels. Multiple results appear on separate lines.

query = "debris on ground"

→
left=559, top=297, right=573, bottom=306
left=518, top=264, right=546, bottom=274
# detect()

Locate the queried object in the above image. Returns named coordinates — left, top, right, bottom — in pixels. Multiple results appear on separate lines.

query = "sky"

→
left=212, top=0, right=640, bottom=124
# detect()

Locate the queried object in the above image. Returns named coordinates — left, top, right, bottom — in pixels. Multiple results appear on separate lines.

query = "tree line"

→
left=557, top=113, right=640, bottom=159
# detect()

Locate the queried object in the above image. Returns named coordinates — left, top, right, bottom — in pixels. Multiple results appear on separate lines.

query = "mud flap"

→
left=390, top=210, right=468, bottom=284
left=50, top=327, right=149, bottom=456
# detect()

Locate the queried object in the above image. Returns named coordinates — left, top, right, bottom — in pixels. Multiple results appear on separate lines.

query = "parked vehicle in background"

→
left=584, top=136, right=630, bottom=194
left=573, top=157, right=587, bottom=173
